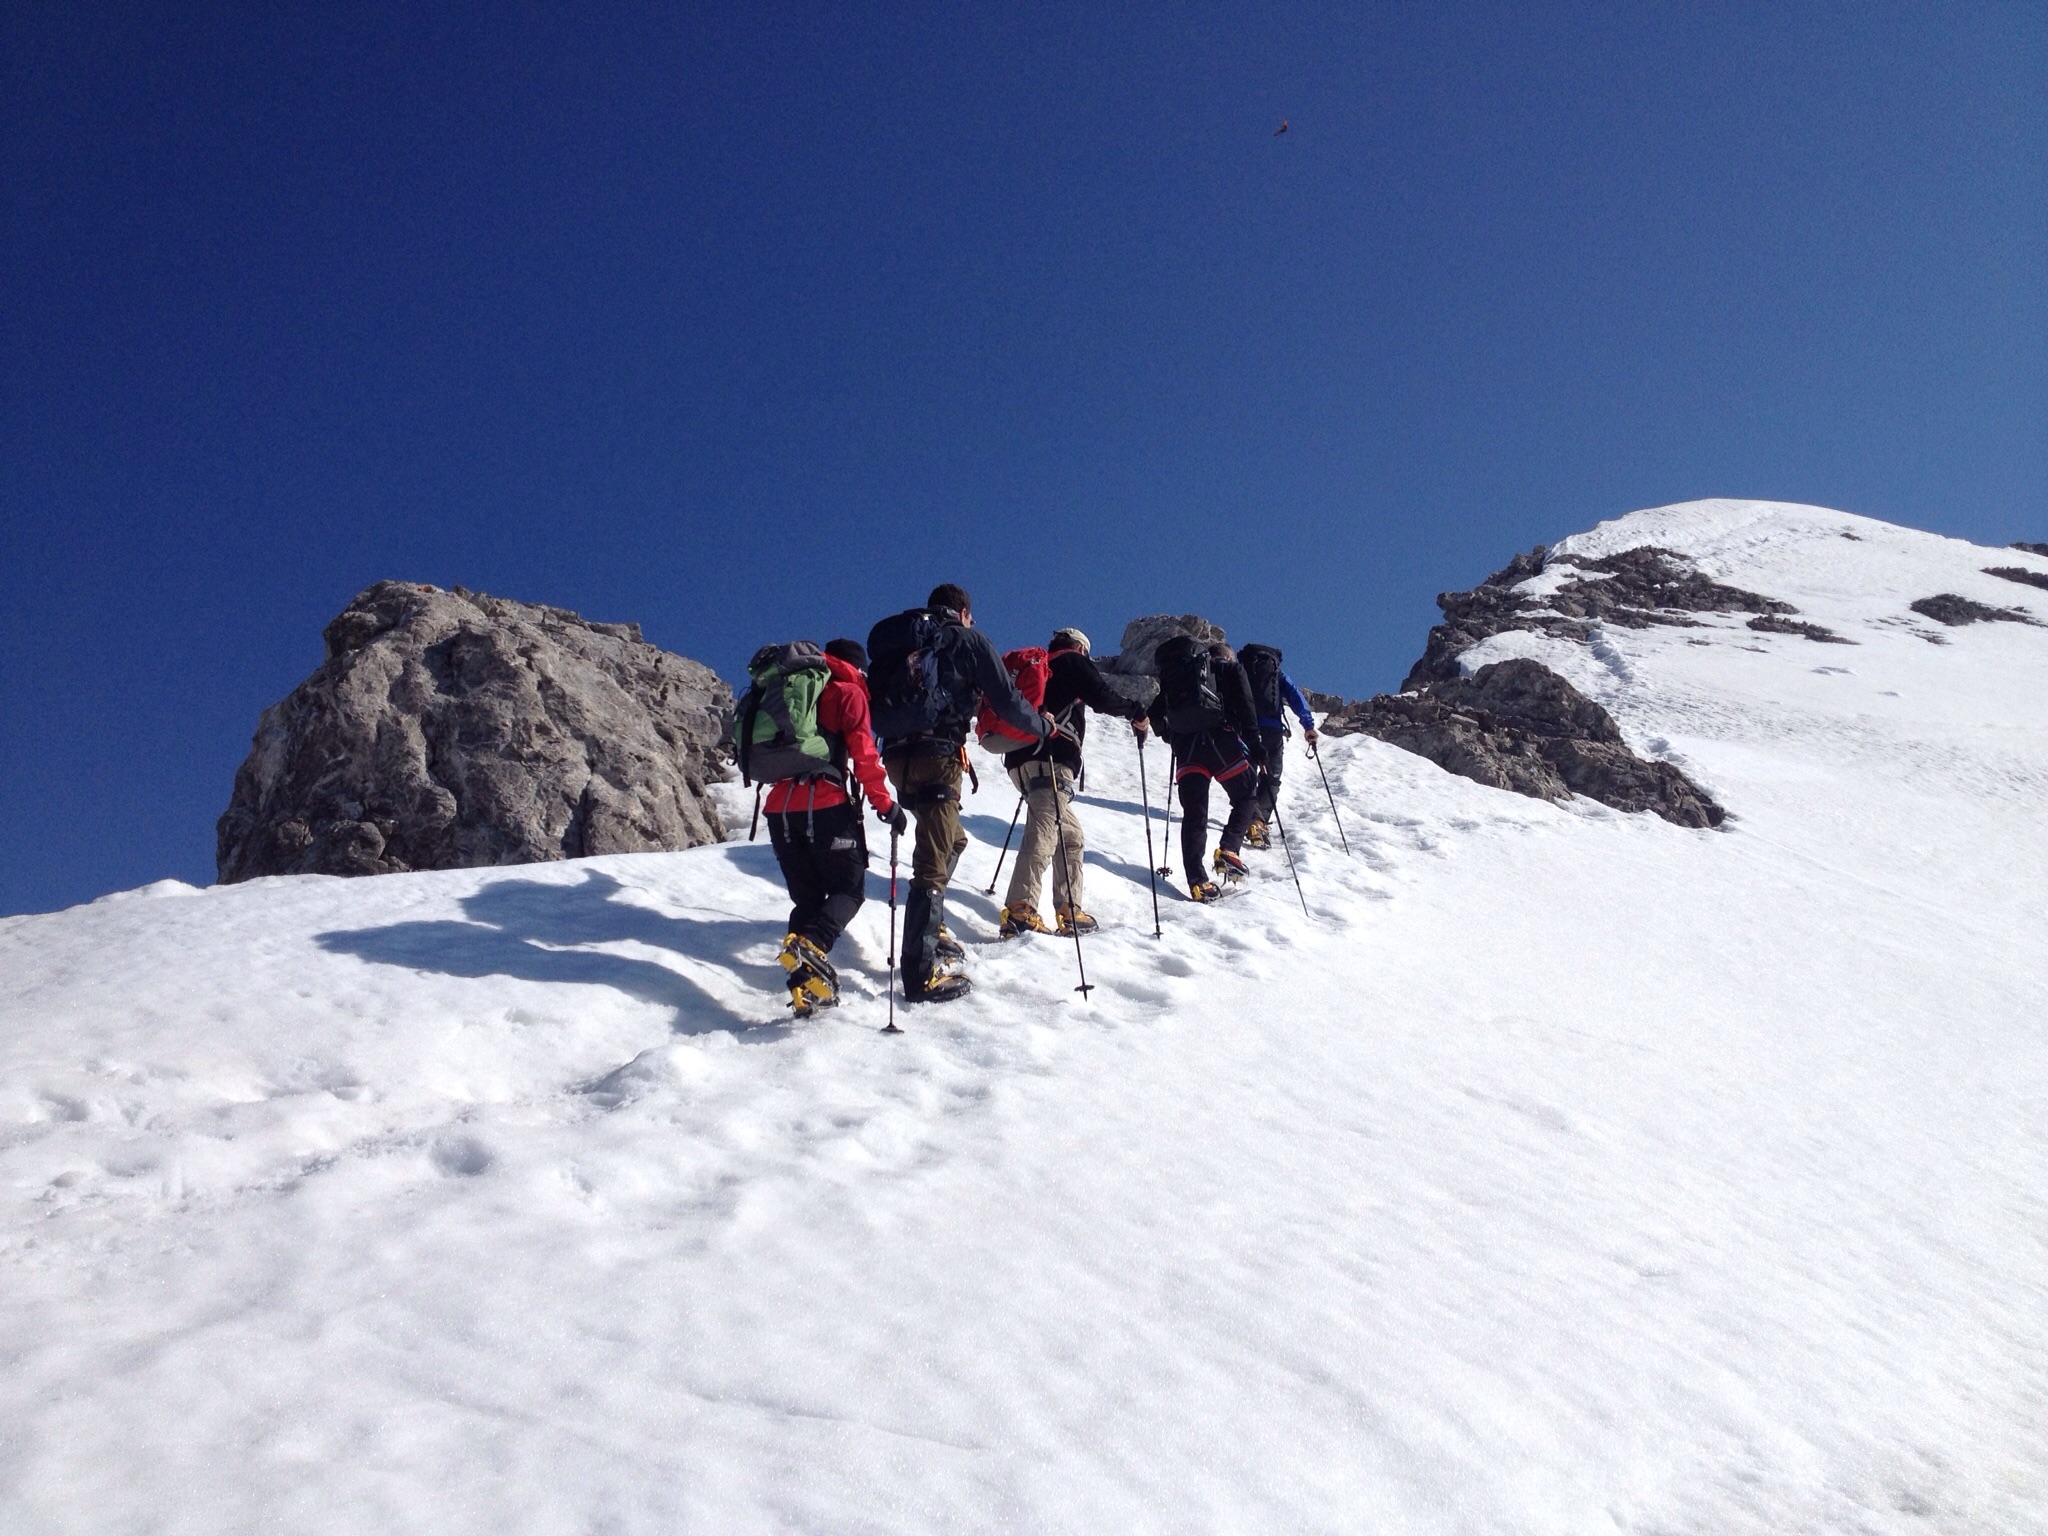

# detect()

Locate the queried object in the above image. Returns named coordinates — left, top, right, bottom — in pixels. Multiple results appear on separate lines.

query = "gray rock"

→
left=1908, top=594, right=2042, bottom=628
left=1321, top=659, right=1724, bottom=829
left=217, top=581, right=733, bottom=882
left=2012, top=542, right=2048, bottom=558
left=1098, top=613, right=1227, bottom=708
left=1983, top=566, right=2048, bottom=594
left=1747, top=615, right=1854, bottom=643
left=1403, top=546, right=1796, bottom=690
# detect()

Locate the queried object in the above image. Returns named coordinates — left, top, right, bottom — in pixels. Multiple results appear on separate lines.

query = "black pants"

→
left=1172, top=731, right=1257, bottom=886
left=1251, top=725, right=1287, bottom=820
left=766, top=802, right=867, bottom=953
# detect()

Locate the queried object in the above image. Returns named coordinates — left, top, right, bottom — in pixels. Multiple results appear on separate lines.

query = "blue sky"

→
left=3, top=2, right=2042, bottom=915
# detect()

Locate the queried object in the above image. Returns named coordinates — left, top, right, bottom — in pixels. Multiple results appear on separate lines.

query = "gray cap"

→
left=1050, top=627, right=1091, bottom=655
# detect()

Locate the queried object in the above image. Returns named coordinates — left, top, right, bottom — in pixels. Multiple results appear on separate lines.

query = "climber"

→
left=995, top=628, right=1149, bottom=938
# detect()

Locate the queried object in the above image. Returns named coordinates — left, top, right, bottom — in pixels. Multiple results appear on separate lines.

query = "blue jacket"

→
left=1257, top=672, right=1315, bottom=733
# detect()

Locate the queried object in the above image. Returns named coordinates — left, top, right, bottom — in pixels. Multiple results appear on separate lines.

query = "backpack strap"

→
left=736, top=690, right=763, bottom=786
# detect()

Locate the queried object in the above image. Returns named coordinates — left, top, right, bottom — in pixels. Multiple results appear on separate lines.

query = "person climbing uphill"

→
left=733, top=638, right=905, bottom=1018
left=1237, top=643, right=1318, bottom=850
left=991, top=628, right=1149, bottom=939
left=1147, top=637, right=1261, bottom=901
left=867, top=585, right=1049, bottom=1004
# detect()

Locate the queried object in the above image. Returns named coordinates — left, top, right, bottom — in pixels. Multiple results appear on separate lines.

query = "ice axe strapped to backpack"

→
left=733, top=642, right=844, bottom=787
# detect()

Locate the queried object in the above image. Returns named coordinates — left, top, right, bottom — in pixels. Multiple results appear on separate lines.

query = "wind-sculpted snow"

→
left=3, top=500, right=2046, bottom=1533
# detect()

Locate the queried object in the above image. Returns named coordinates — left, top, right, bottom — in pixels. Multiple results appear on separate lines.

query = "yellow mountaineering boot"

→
left=999, top=904, right=1050, bottom=939
left=777, top=932, right=840, bottom=1017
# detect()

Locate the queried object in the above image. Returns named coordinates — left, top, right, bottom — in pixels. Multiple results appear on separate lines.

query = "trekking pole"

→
left=882, top=828, right=902, bottom=1034
left=748, top=784, right=762, bottom=842
left=1049, top=772, right=1093, bottom=997
left=1136, top=738, right=1163, bottom=938
left=1158, top=747, right=1177, bottom=878
left=983, top=794, right=1027, bottom=896
left=1310, top=744, right=1351, bottom=856
left=1271, top=800, right=1312, bottom=919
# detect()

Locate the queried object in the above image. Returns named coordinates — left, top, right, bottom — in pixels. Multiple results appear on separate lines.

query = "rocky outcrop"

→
left=1097, top=614, right=1226, bottom=708
left=1404, top=546, right=1798, bottom=690
left=217, top=582, right=732, bottom=883
left=1310, top=544, right=1761, bottom=827
left=1747, top=615, right=1853, bottom=643
left=1984, top=566, right=2048, bottom=594
left=1322, top=659, right=1724, bottom=829
left=1909, top=594, right=2042, bottom=628
left=2012, top=542, right=2048, bottom=558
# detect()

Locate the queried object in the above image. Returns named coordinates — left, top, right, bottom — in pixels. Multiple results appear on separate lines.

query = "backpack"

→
left=976, top=647, right=1050, bottom=751
left=733, top=642, right=842, bottom=787
left=865, top=608, right=964, bottom=743
left=1153, top=634, right=1225, bottom=733
left=1239, top=643, right=1285, bottom=721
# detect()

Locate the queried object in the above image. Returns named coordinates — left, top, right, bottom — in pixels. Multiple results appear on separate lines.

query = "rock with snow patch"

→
left=1747, top=615, right=1853, bottom=643
left=1982, top=566, right=2048, bottom=595
left=216, top=582, right=733, bottom=882
left=1322, top=658, right=1724, bottom=828
left=1403, top=546, right=1797, bottom=691
left=1908, top=594, right=2042, bottom=628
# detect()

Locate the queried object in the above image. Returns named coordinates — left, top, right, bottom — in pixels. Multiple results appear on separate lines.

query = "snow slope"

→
left=3, top=500, right=2045, bottom=1534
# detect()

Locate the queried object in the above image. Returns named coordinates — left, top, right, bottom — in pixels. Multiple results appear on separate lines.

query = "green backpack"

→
left=734, top=641, right=843, bottom=787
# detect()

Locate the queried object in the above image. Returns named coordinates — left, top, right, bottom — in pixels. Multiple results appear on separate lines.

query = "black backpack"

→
left=866, top=608, right=964, bottom=743
left=1239, top=644, right=1284, bottom=720
left=1154, top=634, right=1226, bottom=733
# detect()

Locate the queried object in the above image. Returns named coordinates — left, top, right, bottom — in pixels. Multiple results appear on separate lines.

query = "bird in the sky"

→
left=1274, top=118, right=1289, bottom=136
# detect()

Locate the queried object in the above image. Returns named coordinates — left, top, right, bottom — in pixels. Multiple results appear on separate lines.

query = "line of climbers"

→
left=733, top=584, right=1319, bottom=1019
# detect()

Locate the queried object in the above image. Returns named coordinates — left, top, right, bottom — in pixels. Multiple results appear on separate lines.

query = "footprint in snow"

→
left=431, top=1136, right=494, bottom=1177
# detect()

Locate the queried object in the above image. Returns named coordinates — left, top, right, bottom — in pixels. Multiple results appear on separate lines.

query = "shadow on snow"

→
left=315, top=867, right=787, bottom=1037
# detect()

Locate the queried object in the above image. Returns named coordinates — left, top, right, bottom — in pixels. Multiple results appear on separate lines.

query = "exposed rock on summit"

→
left=1318, top=544, right=1760, bottom=827
left=1404, top=546, right=1798, bottom=690
left=217, top=582, right=732, bottom=883
left=1322, top=659, right=1725, bottom=829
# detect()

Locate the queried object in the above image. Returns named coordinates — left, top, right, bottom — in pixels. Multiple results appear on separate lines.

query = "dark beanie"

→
left=824, top=638, right=869, bottom=670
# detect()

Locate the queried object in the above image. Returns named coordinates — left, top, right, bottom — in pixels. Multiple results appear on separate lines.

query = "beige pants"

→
left=1003, top=761, right=1083, bottom=914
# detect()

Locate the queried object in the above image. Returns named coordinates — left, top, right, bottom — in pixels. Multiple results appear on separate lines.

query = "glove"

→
left=881, top=804, right=908, bottom=836
left=1303, top=726, right=1319, bottom=745
left=1131, top=718, right=1151, bottom=742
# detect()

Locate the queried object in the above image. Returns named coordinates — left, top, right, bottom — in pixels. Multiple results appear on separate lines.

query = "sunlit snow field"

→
left=2, top=501, right=2044, bottom=1533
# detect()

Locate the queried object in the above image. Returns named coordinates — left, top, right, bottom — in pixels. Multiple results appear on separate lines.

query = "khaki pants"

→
left=1003, top=760, right=1083, bottom=915
left=883, top=749, right=968, bottom=988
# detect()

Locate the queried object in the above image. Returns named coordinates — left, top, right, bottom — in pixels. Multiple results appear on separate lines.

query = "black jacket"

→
left=1004, top=648, right=1145, bottom=773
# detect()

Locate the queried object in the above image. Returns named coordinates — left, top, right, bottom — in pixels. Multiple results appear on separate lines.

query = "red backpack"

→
left=975, top=647, right=1050, bottom=751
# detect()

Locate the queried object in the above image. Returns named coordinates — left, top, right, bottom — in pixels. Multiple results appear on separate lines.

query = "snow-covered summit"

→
left=3, top=502, right=2045, bottom=1534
